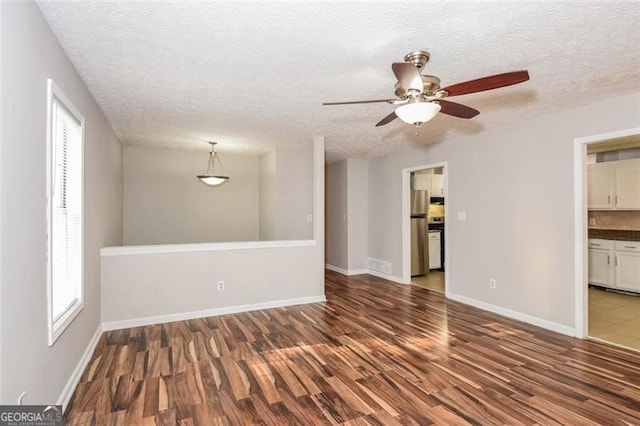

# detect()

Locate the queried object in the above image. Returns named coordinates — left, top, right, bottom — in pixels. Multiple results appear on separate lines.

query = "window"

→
left=47, top=79, right=84, bottom=346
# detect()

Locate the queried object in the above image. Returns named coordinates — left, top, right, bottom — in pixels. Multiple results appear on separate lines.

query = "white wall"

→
left=275, top=148, right=314, bottom=240
left=347, top=159, right=369, bottom=271
left=101, top=138, right=325, bottom=326
left=123, top=146, right=259, bottom=245
left=259, top=150, right=276, bottom=240
left=325, top=160, right=348, bottom=269
left=366, top=91, right=640, bottom=330
left=101, top=243, right=322, bottom=324
left=325, top=158, right=369, bottom=272
left=259, top=147, right=314, bottom=241
left=123, top=145, right=314, bottom=245
left=1, top=1, right=122, bottom=404
left=0, top=1, right=4, bottom=402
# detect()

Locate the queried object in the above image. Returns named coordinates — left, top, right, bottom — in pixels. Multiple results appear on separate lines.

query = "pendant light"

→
left=197, top=142, right=229, bottom=186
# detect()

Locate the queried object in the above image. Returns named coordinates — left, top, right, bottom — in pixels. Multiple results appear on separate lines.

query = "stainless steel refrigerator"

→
left=410, top=189, right=429, bottom=276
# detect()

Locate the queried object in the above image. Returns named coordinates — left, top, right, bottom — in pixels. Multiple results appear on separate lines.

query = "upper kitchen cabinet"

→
left=413, top=174, right=430, bottom=191
left=616, top=161, right=640, bottom=208
left=587, top=158, right=640, bottom=210
left=413, top=173, right=445, bottom=197
left=430, top=175, right=445, bottom=197
left=587, top=165, right=613, bottom=209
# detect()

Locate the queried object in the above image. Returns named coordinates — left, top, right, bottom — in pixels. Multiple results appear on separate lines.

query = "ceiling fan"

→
left=323, top=50, right=530, bottom=129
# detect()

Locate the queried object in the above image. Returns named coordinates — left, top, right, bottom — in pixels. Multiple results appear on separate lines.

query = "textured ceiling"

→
left=36, top=1, right=640, bottom=162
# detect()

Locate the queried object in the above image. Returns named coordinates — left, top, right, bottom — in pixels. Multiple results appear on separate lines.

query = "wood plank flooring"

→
left=65, top=270, right=640, bottom=425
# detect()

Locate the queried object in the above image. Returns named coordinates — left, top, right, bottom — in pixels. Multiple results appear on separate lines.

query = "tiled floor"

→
left=411, top=271, right=445, bottom=293
left=589, top=287, right=640, bottom=351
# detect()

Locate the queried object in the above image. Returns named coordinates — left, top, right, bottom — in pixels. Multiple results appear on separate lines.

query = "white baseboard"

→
left=325, top=268, right=572, bottom=337
left=102, top=295, right=327, bottom=331
left=366, top=269, right=408, bottom=285
left=57, top=325, right=102, bottom=408
left=325, top=264, right=348, bottom=274
left=326, top=264, right=408, bottom=284
left=325, top=264, right=368, bottom=276
left=447, top=292, right=575, bottom=337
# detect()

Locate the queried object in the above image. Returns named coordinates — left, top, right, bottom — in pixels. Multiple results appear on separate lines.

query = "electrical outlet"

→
left=307, top=214, right=313, bottom=223
left=217, top=281, right=224, bottom=291
left=589, top=218, right=596, bottom=226
left=18, top=391, right=26, bottom=405
left=489, top=279, right=497, bottom=289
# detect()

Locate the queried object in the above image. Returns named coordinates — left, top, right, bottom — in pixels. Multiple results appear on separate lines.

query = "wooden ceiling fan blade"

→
left=323, top=99, right=393, bottom=105
left=375, top=111, right=397, bottom=127
left=441, top=70, right=530, bottom=97
left=392, top=62, right=423, bottom=93
left=438, top=100, right=480, bottom=119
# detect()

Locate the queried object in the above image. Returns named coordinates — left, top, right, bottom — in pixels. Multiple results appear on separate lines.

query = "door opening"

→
left=402, top=162, right=448, bottom=295
left=574, top=128, right=640, bottom=351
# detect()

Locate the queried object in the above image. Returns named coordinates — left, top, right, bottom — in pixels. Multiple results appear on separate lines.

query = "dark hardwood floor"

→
left=65, top=270, right=640, bottom=425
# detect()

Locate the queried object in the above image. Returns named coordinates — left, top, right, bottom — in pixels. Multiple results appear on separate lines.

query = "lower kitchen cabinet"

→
left=588, top=245, right=612, bottom=286
left=428, top=231, right=441, bottom=269
left=614, top=241, right=640, bottom=292
left=588, top=238, right=640, bottom=293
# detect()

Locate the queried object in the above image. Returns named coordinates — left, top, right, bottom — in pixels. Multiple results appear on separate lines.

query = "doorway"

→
left=574, top=127, right=640, bottom=350
left=402, top=162, right=448, bottom=294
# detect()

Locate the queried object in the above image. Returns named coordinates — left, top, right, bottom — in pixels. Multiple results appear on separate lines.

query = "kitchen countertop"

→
left=588, top=228, right=640, bottom=242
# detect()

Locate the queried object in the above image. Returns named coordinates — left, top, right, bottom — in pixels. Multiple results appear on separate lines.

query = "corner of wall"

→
left=1, top=1, right=121, bottom=405
left=313, top=136, right=325, bottom=247
left=346, top=158, right=369, bottom=271
left=0, top=0, right=5, bottom=404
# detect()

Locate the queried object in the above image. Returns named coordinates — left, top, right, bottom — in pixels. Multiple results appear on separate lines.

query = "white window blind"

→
left=47, top=80, right=84, bottom=345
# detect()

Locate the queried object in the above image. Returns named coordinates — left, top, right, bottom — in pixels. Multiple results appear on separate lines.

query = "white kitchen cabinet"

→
left=428, top=231, right=441, bottom=269
left=430, top=175, right=445, bottom=197
left=615, top=163, right=640, bottom=209
left=587, top=159, right=640, bottom=210
left=614, top=241, right=640, bottom=292
left=412, top=174, right=445, bottom=197
left=588, top=239, right=614, bottom=287
left=413, top=174, right=430, bottom=190
left=587, top=166, right=614, bottom=209
left=588, top=239, right=640, bottom=293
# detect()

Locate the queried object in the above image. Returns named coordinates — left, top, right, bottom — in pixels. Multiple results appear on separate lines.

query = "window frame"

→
left=46, top=79, right=85, bottom=346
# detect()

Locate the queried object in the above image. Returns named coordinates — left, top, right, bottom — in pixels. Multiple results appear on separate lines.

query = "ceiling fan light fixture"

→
left=323, top=50, right=529, bottom=128
left=395, top=101, right=441, bottom=126
left=197, top=141, right=230, bottom=187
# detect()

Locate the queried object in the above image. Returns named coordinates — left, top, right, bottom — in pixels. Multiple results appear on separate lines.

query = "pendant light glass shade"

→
left=198, top=175, right=228, bottom=186
left=395, top=101, right=441, bottom=125
left=197, top=142, right=229, bottom=186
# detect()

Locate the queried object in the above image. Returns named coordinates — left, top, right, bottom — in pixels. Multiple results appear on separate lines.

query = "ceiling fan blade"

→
left=392, top=62, right=423, bottom=93
left=441, top=70, right=530, bottom=97
left=375, top=111, right=398, bottom=127
left=323, top=99, right=393, bottom=106
left=438, top=100, right=480, bottom=119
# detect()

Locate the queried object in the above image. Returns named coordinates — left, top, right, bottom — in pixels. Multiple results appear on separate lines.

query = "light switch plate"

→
left=457, top=211, right=466, bottom=221
left=589, top=218, right=596, bottom=226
